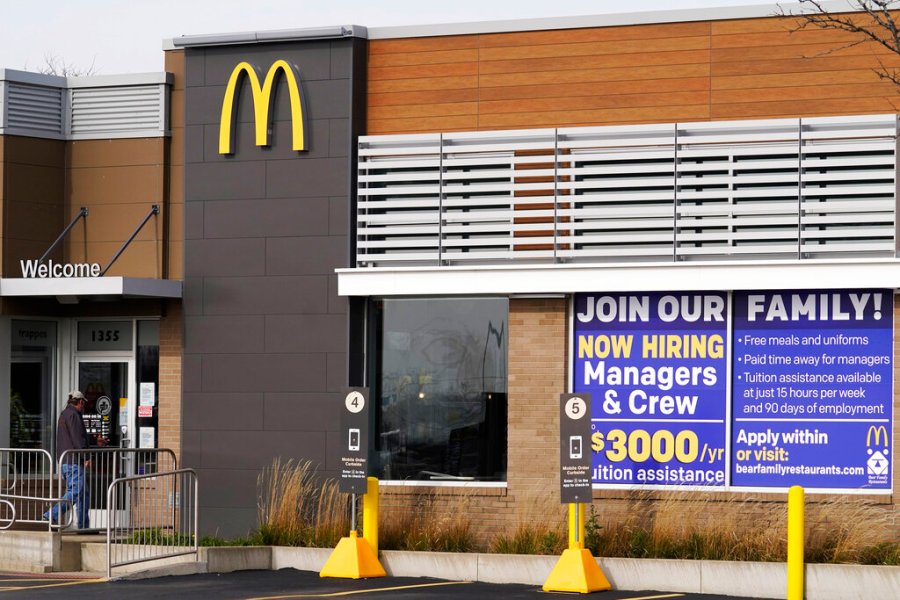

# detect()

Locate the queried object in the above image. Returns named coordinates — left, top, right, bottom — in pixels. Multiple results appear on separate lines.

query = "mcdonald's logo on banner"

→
left=866, top=425, right=888, bottom=448
left=219, top=60, right=307, bottom=155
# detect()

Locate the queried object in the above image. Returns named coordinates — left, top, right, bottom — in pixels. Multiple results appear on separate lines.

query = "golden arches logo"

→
left=866, top=425, right=888, bottom=447
left=219, top=60, right=307, bottom=155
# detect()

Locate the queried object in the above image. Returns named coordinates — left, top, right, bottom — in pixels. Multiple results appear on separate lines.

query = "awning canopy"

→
left=0, top=277, right=182, bottom=301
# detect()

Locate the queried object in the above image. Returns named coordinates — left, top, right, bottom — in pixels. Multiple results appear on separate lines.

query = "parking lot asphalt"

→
left=0, top=569, right=771, bottom=600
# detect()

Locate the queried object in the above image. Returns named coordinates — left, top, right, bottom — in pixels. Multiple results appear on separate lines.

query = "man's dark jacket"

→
left=56, top=404, right=90, bottom=461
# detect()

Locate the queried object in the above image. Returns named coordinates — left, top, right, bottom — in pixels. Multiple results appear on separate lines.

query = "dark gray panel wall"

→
left=183, top=39, right=364, bottom=536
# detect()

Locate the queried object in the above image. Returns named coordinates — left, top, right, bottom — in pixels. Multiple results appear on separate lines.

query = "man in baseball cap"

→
left=44, top=391, right=92, bottom=528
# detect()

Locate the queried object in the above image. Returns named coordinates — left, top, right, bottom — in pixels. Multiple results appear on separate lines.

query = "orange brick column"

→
left=505, top=297, right=569, bottom=528
left=157, top=301, right=182, bottom=465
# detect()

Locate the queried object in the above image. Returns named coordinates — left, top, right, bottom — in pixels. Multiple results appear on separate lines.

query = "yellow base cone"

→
left=542, top=548, right=612, bottom=593
left=319, top=531, right=386, bottom=579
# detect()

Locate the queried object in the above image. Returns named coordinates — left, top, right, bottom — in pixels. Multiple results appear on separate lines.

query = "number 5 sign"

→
left=559, top=393, right=592, bottom=503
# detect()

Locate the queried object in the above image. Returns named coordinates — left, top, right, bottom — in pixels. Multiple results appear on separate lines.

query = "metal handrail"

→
left=58, top=447, right=177, bottom=471
left=0, top=448, right=182, bottom=536
left=57, top=447, right=178, bottom=533
left=0, top=494, right=75, bottom=530
left=106, top=468, right=199, bottom=579
left=0, top=448, right=57, bottom=531
left=0, top=499, right=15, bottom=530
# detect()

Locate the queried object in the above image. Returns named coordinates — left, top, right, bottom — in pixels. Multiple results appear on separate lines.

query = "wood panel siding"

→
left=710, top=16, right=900, bottom=120
left=0, top=136, right=65, bottom=277
left=368, top=13, right=900, bottom=134
left=65, top=138, right=167, bottom=278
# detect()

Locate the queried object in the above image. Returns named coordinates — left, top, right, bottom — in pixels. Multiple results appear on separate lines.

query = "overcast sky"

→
left=0, top=0, right=849, bottom=75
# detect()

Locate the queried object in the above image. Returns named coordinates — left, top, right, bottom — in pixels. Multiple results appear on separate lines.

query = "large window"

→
left=373, top=298, right=508, bottom=482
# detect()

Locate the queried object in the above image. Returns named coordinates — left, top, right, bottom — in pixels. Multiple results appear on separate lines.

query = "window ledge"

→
left=379, top=480, right=507, bottom=497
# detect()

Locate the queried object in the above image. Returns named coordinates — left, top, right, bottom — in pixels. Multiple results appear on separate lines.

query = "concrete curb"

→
left=72, top=543, right=900, bottom=598
left=261, top=546, right=900, bottom=599
left=111, top=561, right=208, bottom=581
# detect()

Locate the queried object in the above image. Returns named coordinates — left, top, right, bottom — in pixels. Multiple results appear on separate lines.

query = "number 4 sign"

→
left=339, top=388, right=370, bottom=494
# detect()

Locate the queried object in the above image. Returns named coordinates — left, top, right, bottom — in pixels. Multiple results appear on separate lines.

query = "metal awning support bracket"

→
left=38, top=207, right=88, bottom=265
left=100, top=204, right=159, bottom=276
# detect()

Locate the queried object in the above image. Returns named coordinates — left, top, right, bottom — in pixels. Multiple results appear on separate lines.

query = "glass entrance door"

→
left=76, top=360, right=134, bottom=528
left=77, top=361, right=133, bottom=450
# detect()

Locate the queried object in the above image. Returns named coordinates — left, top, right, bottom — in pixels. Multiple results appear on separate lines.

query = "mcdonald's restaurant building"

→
left=0, top=3, right=897, bottom=541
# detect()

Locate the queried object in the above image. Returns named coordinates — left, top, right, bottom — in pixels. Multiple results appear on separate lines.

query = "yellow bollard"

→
left=319, top=477, right=385, bottom=579
left=363, top=476, right=379, bottom=555
left=543, top=502, right=611, bottom=593
left=567, top=503, right=586, bottom=549
left=787, top=485, right=804, bottom=600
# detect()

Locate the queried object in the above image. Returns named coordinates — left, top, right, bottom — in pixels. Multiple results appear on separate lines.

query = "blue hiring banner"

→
left=573, top=292, right=728, bottom=487
left=731, top=290, right=893, bottom=490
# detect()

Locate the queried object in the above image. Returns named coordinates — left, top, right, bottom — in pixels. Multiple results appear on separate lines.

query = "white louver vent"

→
left=69, top=85, right=166, bottom=138
left=3, top=81, right=65, bottom=137
left=357, top=115, right=898, bottom=268
left=0, top=70, right=170, bottom=140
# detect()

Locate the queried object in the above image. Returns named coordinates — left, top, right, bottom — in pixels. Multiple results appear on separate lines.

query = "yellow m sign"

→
left=219, top=60, right=306, bottom=155
left=866, top=425, right=888, bottom=447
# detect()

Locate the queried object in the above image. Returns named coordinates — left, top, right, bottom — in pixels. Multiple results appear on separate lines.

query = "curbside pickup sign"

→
left=560, top=393, right=592, bottom=503
left=339, top=388, right=369, bottom=494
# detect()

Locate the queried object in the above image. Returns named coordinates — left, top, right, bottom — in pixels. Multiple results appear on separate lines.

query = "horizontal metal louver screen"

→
left=799, top=115, right=896, bottom=258
left=675, top=119, right=802, bottom=261
left=358, top=134, right=442, bottom=265
left=357, top=115, right=897, bottom=268
left=5, top=82, right=64, bottom=135
left=69, top=85, right=164, bottom=136
left=441, top=130, right=556, bottom=264
left=558, top=123, right=676, bottom=262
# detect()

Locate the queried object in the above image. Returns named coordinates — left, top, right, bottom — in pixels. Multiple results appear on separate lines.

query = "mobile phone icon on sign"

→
left=349, top=428, right=360, bottom=452
left=569, top=435, right=582, bottom=460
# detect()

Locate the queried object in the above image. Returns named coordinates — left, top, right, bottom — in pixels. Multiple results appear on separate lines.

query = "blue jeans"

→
left=45, top=463, right=90, bottom=529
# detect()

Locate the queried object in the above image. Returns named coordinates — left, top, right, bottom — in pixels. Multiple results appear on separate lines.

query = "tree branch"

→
left=776, top=1, right=900, bottom=84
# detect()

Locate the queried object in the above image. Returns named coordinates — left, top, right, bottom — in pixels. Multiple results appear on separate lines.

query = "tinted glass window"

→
left=374, top=298, right=507, bottom=481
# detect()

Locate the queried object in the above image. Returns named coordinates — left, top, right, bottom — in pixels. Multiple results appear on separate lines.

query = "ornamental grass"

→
left=378, top=489, right=476, bottom=553
left=252, top=461, right=897, bottom=565
left=256, top=458, right=348, bottom=548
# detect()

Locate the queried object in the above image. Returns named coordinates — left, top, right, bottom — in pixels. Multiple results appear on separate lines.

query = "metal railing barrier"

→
left=0, top=448, right=59, bottom=530
left=57, top=448, right=177, bottom=533
left=0, top=499, right=16, bottom=530
left=106, top=468, right=198, bottom=579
